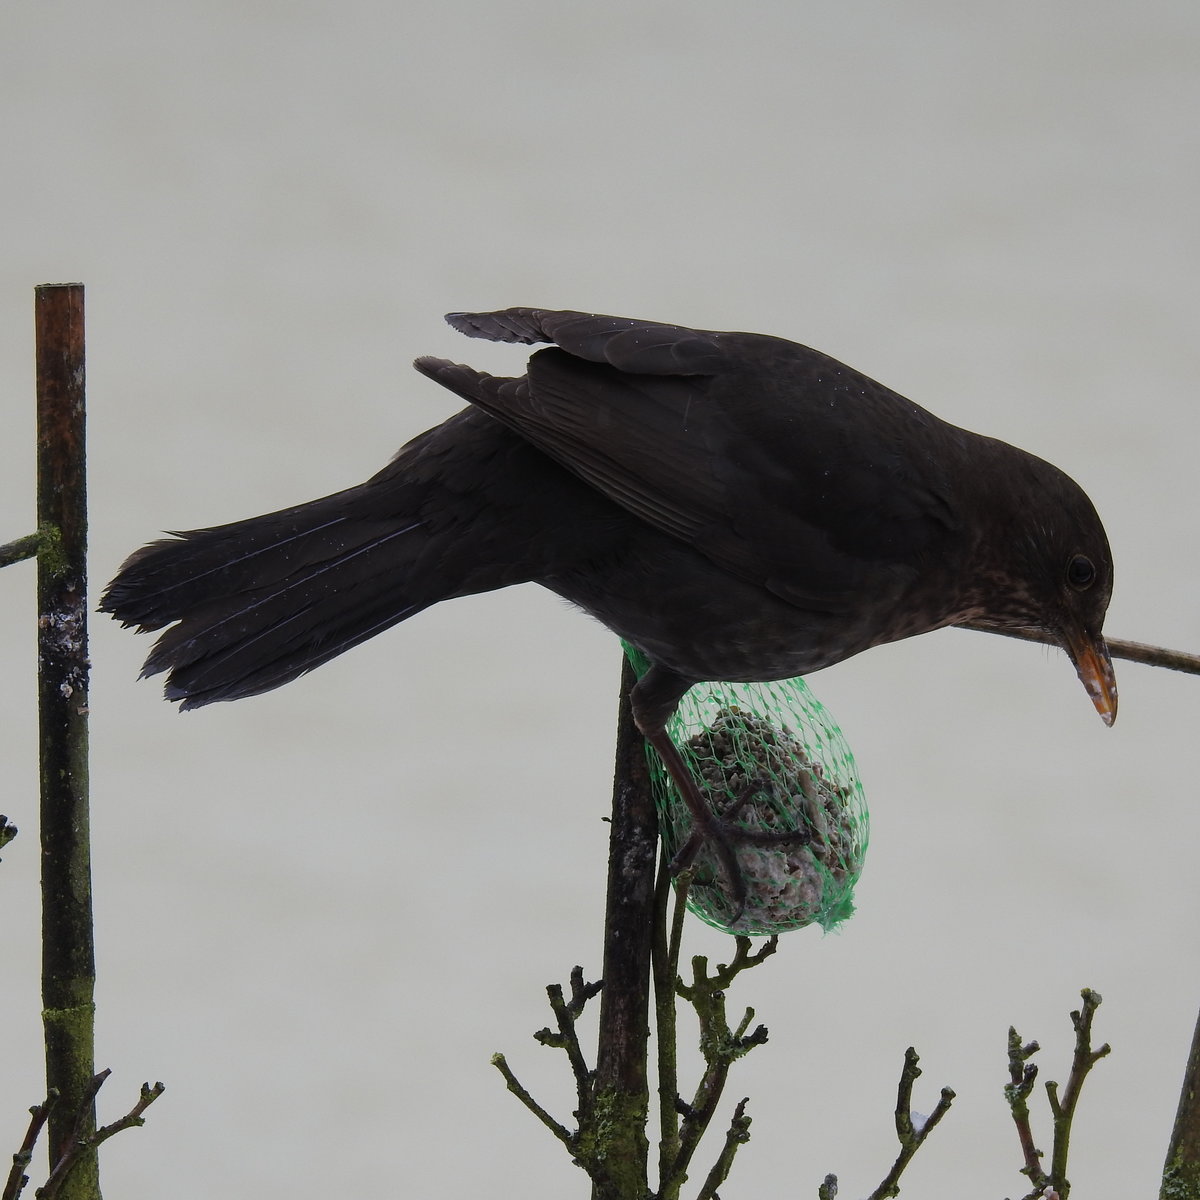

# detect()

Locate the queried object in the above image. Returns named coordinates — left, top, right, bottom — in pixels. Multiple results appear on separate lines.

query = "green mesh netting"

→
left=623, top=644, right=868, bottom=937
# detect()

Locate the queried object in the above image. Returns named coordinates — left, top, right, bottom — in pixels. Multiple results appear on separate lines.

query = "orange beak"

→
left=1061, top=625, right=1118, bottom=726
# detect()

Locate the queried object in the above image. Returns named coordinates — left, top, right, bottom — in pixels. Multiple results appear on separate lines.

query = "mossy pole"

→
left=35, top=283, right=100, bottom=1199
left=589, top=658, right=659, bottom=1199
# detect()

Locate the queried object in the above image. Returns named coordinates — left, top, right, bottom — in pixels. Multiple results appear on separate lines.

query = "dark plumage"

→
left=102, top=308, right=1116, bottom=896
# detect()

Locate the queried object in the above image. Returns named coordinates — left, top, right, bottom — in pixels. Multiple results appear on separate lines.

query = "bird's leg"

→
left=715, top=774, right=815, bottom=849
left=631, top=663, right=813, bottom=922
left=642, top=726, right=750, bottom=914
left=668, top=768, right=815, bottom=891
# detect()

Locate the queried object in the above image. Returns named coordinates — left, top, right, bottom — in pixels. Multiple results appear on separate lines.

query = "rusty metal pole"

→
left=35, top=283, right=100, bottom=1199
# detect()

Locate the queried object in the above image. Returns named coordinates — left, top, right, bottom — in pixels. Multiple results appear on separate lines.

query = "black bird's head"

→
left=961, top=444, right=1116, bottom=725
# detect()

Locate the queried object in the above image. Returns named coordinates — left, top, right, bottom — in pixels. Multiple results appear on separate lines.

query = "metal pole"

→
left=35, top=283, right=99, bottom=1199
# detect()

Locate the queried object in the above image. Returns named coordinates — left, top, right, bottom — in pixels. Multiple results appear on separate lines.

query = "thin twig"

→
left=652, top=858, right=688, bottom=1188
left=1004, top=1028, right=1046, bottom=1190
left=490, top=1053, right=577, bottom=1155
left=1004, top=990, right=1109, bottom=1200
left=536, top=969, right=601, bottom=1124
left=1046, top=990, right=1110, bottom=1193
left=703, top=937, right=778, bottom=993
left=7, top=1072, right=165, bottom=1200
left=2, top=1093, right=58, bottom=1200
left=665, top=871, right=691, bottom=991
left=695, top=1097, right=752, bottom=1200
left=959, top=622, right=1200, bottom=677
left=0, top=532, right=44, bottom=569
left=492, top=966, right=607, bottom=1178
left=864, top=1048, right=956, bottom=1200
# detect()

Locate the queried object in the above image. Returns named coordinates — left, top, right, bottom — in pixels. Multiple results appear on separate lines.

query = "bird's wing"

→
left=424, top=309, right=962, bottom=613
left=446, top=308, right=727, bottom=375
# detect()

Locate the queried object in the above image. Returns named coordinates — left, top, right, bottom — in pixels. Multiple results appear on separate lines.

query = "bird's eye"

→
left=1066, top=554, right=1097, bottom=591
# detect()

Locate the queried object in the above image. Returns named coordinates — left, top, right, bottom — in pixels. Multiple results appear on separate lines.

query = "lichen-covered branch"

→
left=1005, top=1028, right=1045, bottom=1187
left=658, top=937, right=775, bottom=1197
left=492, top=925, right=778, bottom=1200
left=1004, top=989, right=1110, bottom=1200
left=591, top=656, right=659, bottom=1199
left=0, top=531, right=44, bottom=569
left=495, top=836, right=780, bottom=1200
left=651, top=861, right=689, bottom=1185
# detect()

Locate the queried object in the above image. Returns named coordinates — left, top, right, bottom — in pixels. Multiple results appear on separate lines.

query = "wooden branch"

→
left=2, top=1074, right=162, bottom=1200
left=2, top=1092, right=57, bottom=1200
left=958, top=622, right=1200, bottom=676
left=865, top=1048, right=955, bottom=1200
left=0, top=532, right=45, bottom=569
left=1004, top=990, right=1109, bottom=1199
left=588, top=657, right=658, bottom=1200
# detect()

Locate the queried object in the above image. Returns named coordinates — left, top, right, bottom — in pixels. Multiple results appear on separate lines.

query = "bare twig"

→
left=492, top=967, right=607, bottom=1176
left=2, top=1093, right=57, bottom=1200
left=535, top=967, right=602, bottom=1122
left=864, top=1048, right=955, bottom=1200
left=1004, top=1028, right=1046, bottom=1190
left=38, top=1073, right=164, bottom=1200
left=695, top=936, right=778, bottom=994
left=491, top=1053, right=578, bottom=1156
left=1045, top=990, right=1110, bottom=1191
left=959, top=622, right=1200, bottom=677
left=1004, top=990, right=1110, bottom=1200
left=3, top=1074, right=163, bottom=1200
left=694, top=1097, right=752, bottom=1200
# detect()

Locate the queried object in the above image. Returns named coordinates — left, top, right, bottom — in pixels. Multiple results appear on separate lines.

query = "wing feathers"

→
left=446, top=308, right=727, bottom=375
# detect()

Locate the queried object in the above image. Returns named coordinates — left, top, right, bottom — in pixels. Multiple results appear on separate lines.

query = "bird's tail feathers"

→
left=100, top=490, right=431, bottom=708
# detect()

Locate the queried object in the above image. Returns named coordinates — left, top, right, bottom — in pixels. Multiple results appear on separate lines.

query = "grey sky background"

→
left=2, top=2, right=1198, bottom=1195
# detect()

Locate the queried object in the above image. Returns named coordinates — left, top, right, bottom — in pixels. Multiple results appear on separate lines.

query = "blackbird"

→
left=102, top=308, right=1117, bottom=892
